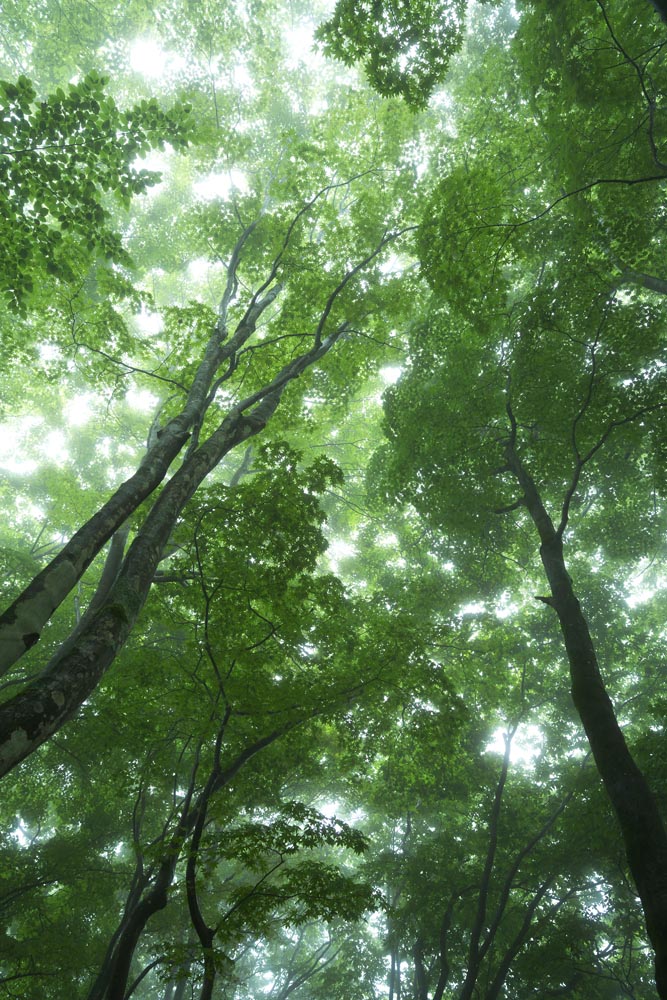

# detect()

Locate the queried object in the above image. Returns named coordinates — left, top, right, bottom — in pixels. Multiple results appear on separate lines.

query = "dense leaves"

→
left=0, top=72, right=193, bottom=311
left=316, top=0, right=468, bottom=107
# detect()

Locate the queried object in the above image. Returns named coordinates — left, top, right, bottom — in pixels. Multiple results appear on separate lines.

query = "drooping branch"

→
left=596, top=1, right=667, bottom=169
left=451, top=173, right=667, bottom=246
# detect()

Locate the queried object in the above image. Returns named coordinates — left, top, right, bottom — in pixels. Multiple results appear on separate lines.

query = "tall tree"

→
left=0, top=18, right=421, bottom=771
left=370, top=1, right=667, bottom=990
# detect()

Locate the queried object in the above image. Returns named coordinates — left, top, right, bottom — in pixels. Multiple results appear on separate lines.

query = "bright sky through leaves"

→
left=0, top=1, right=666, bottom=997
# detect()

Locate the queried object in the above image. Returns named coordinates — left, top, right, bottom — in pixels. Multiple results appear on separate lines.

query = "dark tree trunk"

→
left=539, top=533, right=667, bottom=996
left=89, top=726, right=289, bottom=1000
left=507, top=443, right=667, bottom=998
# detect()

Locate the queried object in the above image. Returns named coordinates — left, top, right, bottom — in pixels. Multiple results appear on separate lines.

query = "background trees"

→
left=1, top=0, right=666, bottom=998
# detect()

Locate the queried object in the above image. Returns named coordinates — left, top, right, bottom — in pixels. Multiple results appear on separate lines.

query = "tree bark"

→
left=0, top=422, right=190, bottom=675
left=0, top=277, right=280, bottom=677
left=0, top=398, right=272, bottom=777
left=0, top=312, right=353, bottom=778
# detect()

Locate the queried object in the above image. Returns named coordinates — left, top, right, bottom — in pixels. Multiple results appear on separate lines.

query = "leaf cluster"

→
left=0, top=71, right=193, bottom=311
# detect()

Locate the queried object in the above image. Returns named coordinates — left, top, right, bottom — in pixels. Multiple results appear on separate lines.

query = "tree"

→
left=0, top=72, right=193, bottom=312
left=315, top=0, right=467, bottom=108
left=0, top=59, right=419, bottom=772
left=319, top=0, right=667, bottom=104
left=368, top=0, right=667, bottom=991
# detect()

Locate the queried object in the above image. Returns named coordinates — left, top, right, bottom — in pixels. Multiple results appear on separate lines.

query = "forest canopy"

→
left=1, top=1, right=667, bottom=999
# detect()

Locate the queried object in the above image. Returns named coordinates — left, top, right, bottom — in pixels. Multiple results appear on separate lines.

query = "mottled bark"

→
left=0, top=295, right=360, bottom=777
left=0, top=400, right=272, bottom=777
left=0, top=275, right=281, bottom=677
left=0, top=424, right=190, bottom=676
left=0, top=218, right=402, bottom=776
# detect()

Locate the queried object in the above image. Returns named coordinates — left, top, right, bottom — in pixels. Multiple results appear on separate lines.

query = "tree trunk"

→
left=0, top=397, right=275, bottom=777
left=0, top=422, right=190, bottom=675
left=89, top=726, right=289, bottom=1000
left=0, top=272, right=280, bottom=677
left=539, top=533, right=667, bottom=996
left=507, top=443, right=667, bottom=998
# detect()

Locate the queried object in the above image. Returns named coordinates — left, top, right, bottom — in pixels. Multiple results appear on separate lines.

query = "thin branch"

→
left=71, top=335, right=188, bottom=391
left=596, top=0, right=667, bottom=169
left=558, top=399, right=667, bottom=536
left=314, top=226, right=417, bottom=347
left=124, top=957, right=164, bottom=999
left=251, top=169, right=380, bottom=304
left=479, top=779, right=581, bottom=965
left=464, top=173, right=667, bottom=238
left=216, top=219, right=260, bottom=336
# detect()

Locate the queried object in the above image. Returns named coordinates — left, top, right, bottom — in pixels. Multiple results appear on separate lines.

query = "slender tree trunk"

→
left=506, top=442, right=667, bottom=998
left=412, top=937, right=428, bottom=1000
left=89, top=726, right=289, bottom=1000
left=483, top=880, right=551, bottom=1000
left=458, top=733, right=512, bottom=1000
left=431, top=895, right=455, bottom=1000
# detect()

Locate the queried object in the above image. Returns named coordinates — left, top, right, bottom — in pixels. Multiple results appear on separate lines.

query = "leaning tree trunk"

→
left=0, top=258, right=279, bottom=677
left=0, top=207, right=401, bottom=777
left=0, top=352, right=325, bottom=778
left=505, top=438, right=667, bottom=998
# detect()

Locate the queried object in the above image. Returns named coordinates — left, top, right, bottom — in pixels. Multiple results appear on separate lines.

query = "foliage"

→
left=0, top=1, right=667, bottom=999
left=316, top=0, right=468, bottom=107
left=0, top=72, right=193, bottom=311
